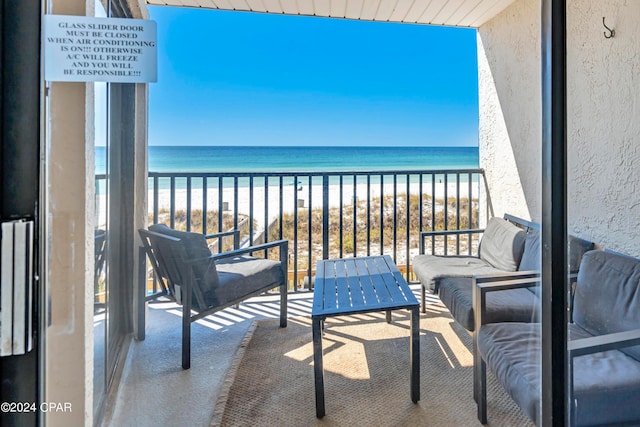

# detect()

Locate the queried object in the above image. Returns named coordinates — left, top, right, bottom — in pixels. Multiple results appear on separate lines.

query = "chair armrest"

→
left=204, top=229, right=240, bottom=250
left=419, top=228, right=484, bottom=255
left=473, top=274, right=542, bottom=328
left=203, top=229, right=239, bottom=240
left=569, top=328, right=640, bottom=358
left=188, top=239, right=289, bottom=264
left=475, top=271, right=541, bottom=291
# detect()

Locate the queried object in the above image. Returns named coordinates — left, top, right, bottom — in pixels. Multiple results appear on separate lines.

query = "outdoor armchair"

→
left=137, top=224, right=288, bottom=369
left=476, top=250, right=640, bottom=425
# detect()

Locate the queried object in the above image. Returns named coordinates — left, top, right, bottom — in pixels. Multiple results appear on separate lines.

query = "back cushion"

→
left=479, top=217, right=527, bottom=271
left=568, top=235, right=594, bottom=272
left=148, top=224, right=219, bottom=309
left=518, top=230, right=541, bottom=272
left=573, top=250, right=640, bottom=362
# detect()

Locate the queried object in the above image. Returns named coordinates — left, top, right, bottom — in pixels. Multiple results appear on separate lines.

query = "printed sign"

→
left=44, top=15, right=157, bottom=83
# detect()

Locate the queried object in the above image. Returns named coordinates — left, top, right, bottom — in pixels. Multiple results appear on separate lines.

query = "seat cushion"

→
left=215, top=255, right=283, bottom=306
left=479, top=322, right=640, bottom=426
left=478, top=322, right=541, bottom=424
left=479, top=217, right=527, bottom=272
left=412, top=254, right=501, bottom=293
left=439, top=277, right=538, bottom=331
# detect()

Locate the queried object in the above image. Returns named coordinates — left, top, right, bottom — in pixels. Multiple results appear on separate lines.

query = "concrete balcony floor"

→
left=103, top=285, right=426, bottom=426
left=104, top=291, right=316, bottom=426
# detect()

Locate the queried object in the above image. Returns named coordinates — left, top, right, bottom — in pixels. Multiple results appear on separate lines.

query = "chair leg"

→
left=137, top=246, right=147, bottom=341
left=421, top=285, right=426, bottom=313
left=182, top=304, right=191, bottom=370
left=280, top=282, right=287, bottom=328
left=477, top=357, right=487, bottom=424
left=182, top=271, right=192, bottom=370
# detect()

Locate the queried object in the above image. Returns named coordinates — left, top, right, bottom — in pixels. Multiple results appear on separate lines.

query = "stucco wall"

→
left=478, top=0, right=640, bottom=255
left=477, top=0, right=541, bottom=223
left=566, top=0, right=640, bottom=254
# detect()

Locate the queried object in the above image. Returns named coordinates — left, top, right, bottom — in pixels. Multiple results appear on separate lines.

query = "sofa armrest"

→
left=419, top=228, right=485, bottom=255
left=569, top=328, right=640, bottom=358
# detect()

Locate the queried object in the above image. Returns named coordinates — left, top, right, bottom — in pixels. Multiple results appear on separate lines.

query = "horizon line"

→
left=141, top=144, right=480, bottom=148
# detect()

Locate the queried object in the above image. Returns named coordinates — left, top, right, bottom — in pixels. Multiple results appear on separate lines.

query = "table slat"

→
left=344, top=259, right=366, bottom=309
left=373, top=256, right=409, bottom=304
left=335, top=260, right=352, bottom=310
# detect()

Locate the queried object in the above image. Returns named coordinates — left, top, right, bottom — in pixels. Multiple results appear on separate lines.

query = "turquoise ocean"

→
left=97, top=145, right=478, bottom=174
left=96, top=145, right=479, bottom=193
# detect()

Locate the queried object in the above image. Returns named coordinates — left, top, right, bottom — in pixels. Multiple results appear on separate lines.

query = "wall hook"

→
left=603, top=17, right=615, bottom=39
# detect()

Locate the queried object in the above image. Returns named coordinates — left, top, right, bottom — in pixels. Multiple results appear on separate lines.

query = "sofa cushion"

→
left=479, top=217, right=527, bottom=272
left=412, top=255, right=502, bottom=293
left=439, top=277, right=538, bottom=331
left=479, top=321, right=640, bottom=426
left=148, top=224, right=219, bottom=310
left=573, top=250, right=640, bottom=362
left=518, top=230, right=541, bottom=272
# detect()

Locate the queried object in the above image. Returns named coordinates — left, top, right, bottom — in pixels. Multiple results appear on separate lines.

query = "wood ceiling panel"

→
left=388, top=0, right=417, bottom=23
left=344, top=0, right=364, bottom=19
left=417, top=0, right=447, bottom=23
left=297, top=0, right=315, bottom=16
left=330, top=0, right=348, bottom=18
left=262, top=0, right=283, bottom=13
left=279, top=0, right=300, bottom=15
left=315, top=0, right=332, bottom=17
left=177, top=0, right=202, bottom=6
left=460, top=0, right=513, bottom=26
left=360, top=0, right=381, bottom=21
left=214, top=0, right=233, bottom=6
left=225, top=0, right=253, bottom=11
left=146, top=0, right=516, bottom=27
left=403, top=0, right=429, bottom=23
left=445, top=0, right=482, bottom=25
left=374, top=0, right=398, bottom=21
left=245, top=0, right=265, bottom=10
left=432, top=0, right=467, bottom=24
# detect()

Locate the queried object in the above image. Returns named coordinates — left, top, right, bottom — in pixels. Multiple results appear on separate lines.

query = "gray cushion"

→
left=439, top=277, right=538, bottom=331
left=568, top=235, right=593, bottom=272
left=148, top=224, right=219, bottom=310
left=216, top=255, right=283, bottom=306
left=517, top=230, right=541, bottom=272
left=412, top=254, right=502, bottom=293
left=479, top=322, right=640, bottom=426
left=479, top=217, right=527, bottom=271
left=517, top=231, right=592, bottom=273
left=573, top=250, right=640, bottom=362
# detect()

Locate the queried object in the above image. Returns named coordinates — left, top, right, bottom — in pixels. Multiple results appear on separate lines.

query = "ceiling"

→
left=145, top=0, right=516, bottom=27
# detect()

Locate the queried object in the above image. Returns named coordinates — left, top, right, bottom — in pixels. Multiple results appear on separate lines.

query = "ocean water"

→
left=96, top=145, right=478, bottom=174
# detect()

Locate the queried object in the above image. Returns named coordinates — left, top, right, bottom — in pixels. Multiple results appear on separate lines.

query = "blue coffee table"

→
left=311, top=255, right=420, bottom=418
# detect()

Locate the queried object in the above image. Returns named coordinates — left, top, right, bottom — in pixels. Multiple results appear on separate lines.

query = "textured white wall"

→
left=567, top=0, right=640, bottom=254
left=477, top=0, right=541, bottom=224
left=478, top=0, right=640, bottom=255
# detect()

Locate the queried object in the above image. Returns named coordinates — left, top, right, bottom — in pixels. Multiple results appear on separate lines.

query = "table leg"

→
left=410, top=307, right=420, bottom=403
left=386, top=310, right=392, bottom=323
left=312, top=316, right=325, bottom=418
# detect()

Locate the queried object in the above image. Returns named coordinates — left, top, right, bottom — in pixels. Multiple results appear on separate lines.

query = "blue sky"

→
left=147, top=7, right=479, bottom=147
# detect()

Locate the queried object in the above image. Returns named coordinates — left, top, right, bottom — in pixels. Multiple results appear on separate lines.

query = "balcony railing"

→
left=129, top=168, right=486, bottom=290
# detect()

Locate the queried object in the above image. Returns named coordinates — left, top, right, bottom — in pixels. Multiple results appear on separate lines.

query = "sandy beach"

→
left=149, top=180, right=476, bottom=225
left=96, top=180, right=478, bottom=230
